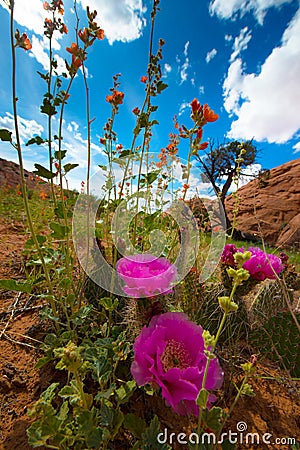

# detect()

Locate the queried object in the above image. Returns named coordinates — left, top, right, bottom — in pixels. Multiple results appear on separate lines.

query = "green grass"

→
left=0, top=186, right=54, bottom=231
left=0, top=186, right=77, bottom=234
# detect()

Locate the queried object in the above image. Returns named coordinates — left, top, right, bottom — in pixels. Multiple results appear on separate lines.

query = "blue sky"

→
left=0, top=0, right=299, bottom=191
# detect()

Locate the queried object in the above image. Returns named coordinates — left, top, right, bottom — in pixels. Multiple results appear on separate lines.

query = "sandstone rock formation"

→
left=225, top=159, right=300, bottom=248
left=0, top=158, right=48, bottom=191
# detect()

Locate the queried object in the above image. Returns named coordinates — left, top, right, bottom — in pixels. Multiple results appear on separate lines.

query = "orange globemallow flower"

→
left=132, top=107, right=140, bottom=115
left=196, top=127, right=203, bottom=140
left=203, top=104, right=218, bottom=122
left=78, top=28, right=88, bottom=43
left=96, top=28, right=105, bottom=40
left=140, top=75, right=148, bottom=83
left=199, top=142, right=209, bottom=150
left=61, top=23, right=68, bottom=34
left=66, top=42, right=79, bottom=55
left=39, top=191, right=48, bottom=200
left=190, top=98, right=202, bottom=113
left=43, top=1, right=50, bottom=10
left=23, top=35, right=32, bottom=50
left=56, top=0, right=64, bottom=14
left=106, top=90, right=124, bottom=105
left=72, top=55, right=82, bottom=69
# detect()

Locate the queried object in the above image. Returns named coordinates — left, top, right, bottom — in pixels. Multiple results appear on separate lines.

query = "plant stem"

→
left=9, top=1, right=59, bottom=324
left=196, top=280, right=238, bottom=443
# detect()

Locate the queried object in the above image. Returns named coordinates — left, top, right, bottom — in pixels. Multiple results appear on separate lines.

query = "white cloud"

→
left=205, top=48, right=218, bottom=63
left=28, top=35, right=66, bottom=74
left=0, top=112, right=106, bottom=190
left=0, top=0, right=147, bottom=74
left=225, top=34, right=233, bottom=42
left=0, top=0, right=47, bottom=35
left=209, top=0, right=294, bottom=25
left=78, top=0, right=147, bottom=44
left=223, top=58, right=244, bottom=115
left=230, top=27, right=252, bottom=62
left=223, top=7, right=300, bottom=144
left=0, top=112, right=44, bottom=145
left=163, top=63, right=172, bottom=77
left=177, top=41, right=191, bottom=84
left=293, top=142, right=300, bottom=153
left=178, top=101, right=190, bottom=116
left=239, top=163, right=262, bottom=186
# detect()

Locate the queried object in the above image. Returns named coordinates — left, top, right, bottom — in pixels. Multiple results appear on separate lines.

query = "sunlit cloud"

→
left=293, top=141, right=300, bottom=153
left=223, top=7, right=300, bottom=144
left=230, top=27, right=252, bottom=62
left=205, top=48, right=217, bottom=63
left=209, top=0, right=294, bottom=25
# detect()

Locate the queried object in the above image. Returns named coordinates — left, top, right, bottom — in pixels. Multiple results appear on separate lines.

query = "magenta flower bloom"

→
left=116, top=254, right=177, bottom=298
left=242, top=247, right=284, bottom=281
left=131, top=312, right=224, bottom=416
left=221, top=244, right=238, bottom=266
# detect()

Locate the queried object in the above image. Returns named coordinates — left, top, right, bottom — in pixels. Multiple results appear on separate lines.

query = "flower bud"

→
left=218, top=296, right=238, bottom=314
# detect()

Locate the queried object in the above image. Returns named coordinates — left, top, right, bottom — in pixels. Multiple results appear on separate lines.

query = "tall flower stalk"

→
left=9, top=0, right=59, bottom=322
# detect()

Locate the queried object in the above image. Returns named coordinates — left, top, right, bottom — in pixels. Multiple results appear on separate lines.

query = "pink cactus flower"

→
left=131, top=312, right=224, bottom=416
left=242, top=247, right=284, bottom=281
left=116, top=254, right=177, bottom=298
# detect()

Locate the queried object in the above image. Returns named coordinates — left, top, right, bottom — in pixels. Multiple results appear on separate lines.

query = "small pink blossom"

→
left=221, top=244, right=238, bottom=266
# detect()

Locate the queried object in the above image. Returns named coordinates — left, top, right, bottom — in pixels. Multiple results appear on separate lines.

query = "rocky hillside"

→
left=225, top=159, right=300, bottom=248
left=0, top=158, right=48, bottom=191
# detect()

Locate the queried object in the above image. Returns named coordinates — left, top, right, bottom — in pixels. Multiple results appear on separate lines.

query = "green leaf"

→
left=123, top=413, right=147, bottom=439
left=57, top=401, right=69, bottom=422
left=141, top=415, right=171, bottom=449
left=25, top=235, right=47, bottom=248
left=54, top=201, right=72, bottom=219
left=99, top=297, right=119, bottom=311
left=35, top=355, right=52, bottom=369
left=63, top=163, right=79, bottom=174
left=100, top=403, right=114, bottom=427
left=0, top=129, right=12, bottom=142
left=59, top=381, right=81, bottom=406
left=0, top=278, right=32, bottom=293
left=202, top=406, right=223, bottom=432
left=140, top=170, right=160, bottom=187
left=33, top=163, right=56, bottom=179
left=37, top=71, right=50, bottom=81
left=26, top=420, right=50, bottom=447
left=196, top=388, right=209, bottom=408
left=40, top=97, right=57, bottom=116
left=138, top=112, right=149, bottom=128
left=111, top=408, right=124, bottom=439
left=157, top=81, right=168, bottom=93
left=118, top=149, right=134, bottom=158
left=26, top=136, right=46, bottom=146
left=115, top=380, right=136, bottom=404
left=54, top=150, right=67, bottom=160
left=50, top=222, right=70, bottom=239
left=94, top=383, right=116, bottom=401
left=41, top=382, right=60, bottom=403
